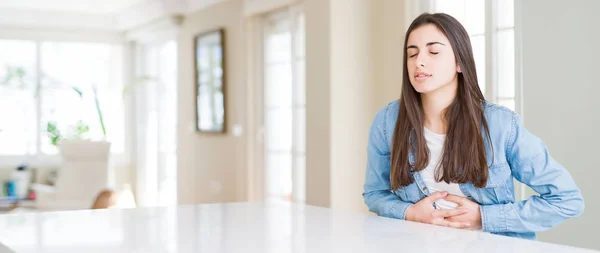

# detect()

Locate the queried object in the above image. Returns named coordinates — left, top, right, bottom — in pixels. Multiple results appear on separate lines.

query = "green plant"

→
left=72, top=85, right=107, bottom=138
left=2, top=64, right=154, bottom=146
left=46, top=121, right=61, bottom=146
left=0, top=65, right=29, bottom=89
left=0, top=64, right=106, bottom=146
left=46, top=120, right=90, bottom=146
left=45, top=86, right=103, bottom=146
left=93, top=87, right=107, bottom=137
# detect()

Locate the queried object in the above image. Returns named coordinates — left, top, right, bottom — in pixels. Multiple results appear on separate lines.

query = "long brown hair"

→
left=390, top=13, right=493, bottom=189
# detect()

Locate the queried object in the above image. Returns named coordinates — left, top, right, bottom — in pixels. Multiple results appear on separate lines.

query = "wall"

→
left=519, top=0, right=600, bottom=250
left=305, top=0, right=404, bottom=213
left=177, top=0, right=248, bottom=204
left=175, top=0, right=405, bottom=214
left=304, top=0, right=332, bottom=209
left=329, top=0, right=375, bottom=213
left=372, top=0, right=405, bottom=110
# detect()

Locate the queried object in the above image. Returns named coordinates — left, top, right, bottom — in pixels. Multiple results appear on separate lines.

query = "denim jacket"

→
left=363, top=100, right=584, bottom=240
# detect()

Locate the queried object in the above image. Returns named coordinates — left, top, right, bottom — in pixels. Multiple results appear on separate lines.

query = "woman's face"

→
left=406, top=24, right=460, bottom=94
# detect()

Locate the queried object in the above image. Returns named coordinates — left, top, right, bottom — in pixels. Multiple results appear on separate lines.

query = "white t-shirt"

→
left=421, top=127, right=467, bottom=210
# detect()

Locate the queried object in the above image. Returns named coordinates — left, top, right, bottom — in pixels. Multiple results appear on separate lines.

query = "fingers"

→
left=444, top=194, right=467, bottom=205
left=425, top=191, right=448, bottom=203
left=432, top=208, right=468, bottom=218
left=437, top=219, right=471, bottom=229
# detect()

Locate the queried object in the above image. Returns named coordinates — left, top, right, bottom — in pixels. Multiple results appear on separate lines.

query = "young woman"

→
left=362, top=13, right=584, bottom=240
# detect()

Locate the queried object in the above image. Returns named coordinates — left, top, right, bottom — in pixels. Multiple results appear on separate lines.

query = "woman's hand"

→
left=444, top=194, right=483, bottom=230
left=405, top=191, right=472, bottom=229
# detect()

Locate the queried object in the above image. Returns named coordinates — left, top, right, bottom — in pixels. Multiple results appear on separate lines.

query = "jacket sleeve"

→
left=480, top=113, right=584, bottom=233
left=363, top=104, right=413, bottom=220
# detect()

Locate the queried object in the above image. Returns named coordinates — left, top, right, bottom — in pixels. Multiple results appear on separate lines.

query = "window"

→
left=431, top=0, right=523, bottom=200
left=432, top=0, right=515, bottom=111
left=0, top=40, right=125, bottom=158
left=40, top=42, right=125, bottom=155
left=134, top=40, right=178, bottom=207
left=262, top=7, right=306, bottom=202
left=0, top=40, right=37, bottom=156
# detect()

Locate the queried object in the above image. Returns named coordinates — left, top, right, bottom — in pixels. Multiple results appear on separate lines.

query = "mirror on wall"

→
left=194, top=28, right=226, bottom=133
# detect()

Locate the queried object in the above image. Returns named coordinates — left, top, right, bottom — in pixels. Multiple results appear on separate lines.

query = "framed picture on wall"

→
left=194, top=28, right=226, bottom=133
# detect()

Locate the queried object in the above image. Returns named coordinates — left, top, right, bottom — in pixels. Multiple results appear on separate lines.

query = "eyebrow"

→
left=406, top=42, right=446, bottom=50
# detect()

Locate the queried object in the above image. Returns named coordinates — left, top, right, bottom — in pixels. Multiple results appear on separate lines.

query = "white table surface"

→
left=0, top=201, right=596, bottom=253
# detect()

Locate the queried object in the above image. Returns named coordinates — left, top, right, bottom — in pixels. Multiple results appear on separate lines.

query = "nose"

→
left=415, top=53, right=426, bottom=68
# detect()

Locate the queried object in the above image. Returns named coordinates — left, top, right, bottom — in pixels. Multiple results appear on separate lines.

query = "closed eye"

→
left=408, top=52, right=438, bottom=58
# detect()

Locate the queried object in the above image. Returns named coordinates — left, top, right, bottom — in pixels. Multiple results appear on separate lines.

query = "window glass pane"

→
left=266, top=108, right=292, bottom=152
left=293, top=108, right=305, bottom=153
left=0, top=40, right=37, bottom=155
left=498, top=98, right=515, bottom=111
left=265, top=63, right=292, bottom=108
left=265, top=32, right=291, bottom=64
left=434, top=0, right=466, bottom=26
left=158, top=41, right=178, bottom=154
left=266, top=153, right=292, bottom=200
left=293, top=155, right=305, bottom=202
left=470, top=35, right=486, bottom=95
left=157, top=41, right=177, bottom=208
left=294, top=13, right=305, bottom=58
left=497, top=0, right=514, bottom=28
left=464, top=0, right=485, bottom=35
left=497, top=29, right=515, bottom=98
left=137, top=41, right=178, bottom=207
left=293, top=60, right=305, bottom=106
left=40, top=42, right=124, bottom=154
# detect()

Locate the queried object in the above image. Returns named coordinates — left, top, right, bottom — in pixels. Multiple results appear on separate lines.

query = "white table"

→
left=0, top=201, right=596, bottom=253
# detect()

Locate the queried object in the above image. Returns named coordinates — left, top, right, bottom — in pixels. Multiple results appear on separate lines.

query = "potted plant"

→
left=0, top=64, right=112, bottom=153
left=1, top=65, right=112, bottom=209
left=45, top=86, right=111, bottom=155
left=47, top=86, right=112, bottom=180
left=39, top=86, right=113, bottom=210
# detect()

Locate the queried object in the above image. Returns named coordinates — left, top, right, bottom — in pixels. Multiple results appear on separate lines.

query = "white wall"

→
left=329, top=0, right=374, bottom=213
left=372, top=0, right=405, bottom=110
left=519, top=0, right=600, bottom=250
left=174, top=0, right=403, bottom=211
left=305, top=0, right=404, bottom=213
left=177, top=0, right=248, bottom=204
left=304, top=0, right=332, bottom=208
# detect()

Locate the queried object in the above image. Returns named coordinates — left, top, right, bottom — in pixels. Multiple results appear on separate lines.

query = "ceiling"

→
left=0, top=0, right=146, bottom=14
left=0, top=0, right=221, bottom=32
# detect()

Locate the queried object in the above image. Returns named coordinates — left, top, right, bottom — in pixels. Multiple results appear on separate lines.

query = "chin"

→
left=411, top=82, right=440, bottom=94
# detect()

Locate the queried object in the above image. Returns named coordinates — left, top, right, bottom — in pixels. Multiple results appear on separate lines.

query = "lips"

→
left=414, top=72, right=432, bottom=81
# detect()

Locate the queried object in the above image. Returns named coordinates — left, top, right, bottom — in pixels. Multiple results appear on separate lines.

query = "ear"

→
left=456, top=65, right=462, bottom=73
